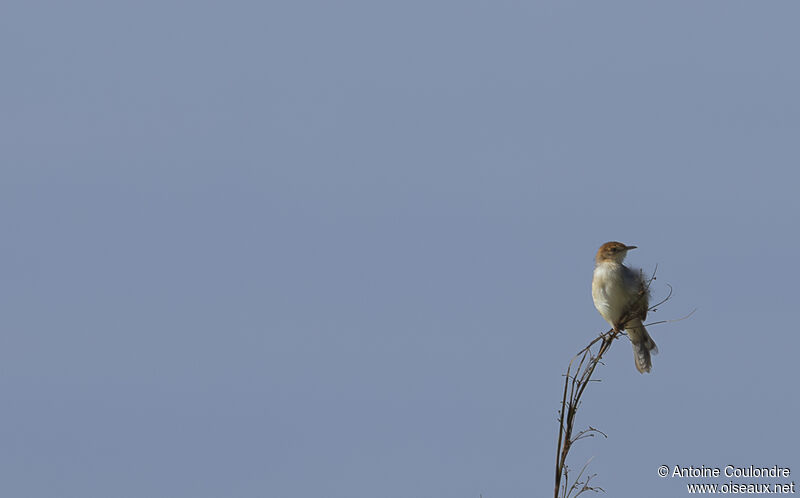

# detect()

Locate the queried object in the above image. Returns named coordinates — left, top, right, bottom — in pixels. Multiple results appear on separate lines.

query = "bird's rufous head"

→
left=596, top=241, right=637, bottom=264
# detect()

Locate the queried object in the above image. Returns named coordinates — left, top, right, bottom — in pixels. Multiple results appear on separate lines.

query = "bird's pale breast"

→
left=592, top=262, right=636, bottom=326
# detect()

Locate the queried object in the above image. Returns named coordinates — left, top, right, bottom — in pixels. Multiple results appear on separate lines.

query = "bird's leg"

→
left=613, top=312, right=629, bottom=332
left=615, top=306, right=639, bottom=332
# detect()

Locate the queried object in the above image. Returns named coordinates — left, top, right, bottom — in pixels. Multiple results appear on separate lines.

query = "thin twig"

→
left=645, top=308, right=697, bottom=327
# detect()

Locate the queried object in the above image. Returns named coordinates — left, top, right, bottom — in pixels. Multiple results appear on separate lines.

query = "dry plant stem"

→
left=553, top=327, right=618, bottom=498
left=553, top=268, right=662, bottom=498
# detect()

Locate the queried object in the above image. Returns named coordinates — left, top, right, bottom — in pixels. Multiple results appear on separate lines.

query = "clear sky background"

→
left=2, top=1, right=798, bottom=497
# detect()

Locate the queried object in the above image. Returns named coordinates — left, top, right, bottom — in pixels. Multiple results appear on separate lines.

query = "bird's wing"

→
left=622, top=265, right=649, bottom=321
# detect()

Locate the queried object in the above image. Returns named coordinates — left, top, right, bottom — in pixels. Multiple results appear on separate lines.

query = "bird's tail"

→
left=626, top=320, right=658, bottom=374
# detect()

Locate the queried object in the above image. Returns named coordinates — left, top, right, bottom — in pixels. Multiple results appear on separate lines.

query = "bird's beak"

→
left=625, top=245, right=637, bottom=250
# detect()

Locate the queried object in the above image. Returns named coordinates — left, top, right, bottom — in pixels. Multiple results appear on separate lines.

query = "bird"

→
left=592, top=241, right=658, bottom=373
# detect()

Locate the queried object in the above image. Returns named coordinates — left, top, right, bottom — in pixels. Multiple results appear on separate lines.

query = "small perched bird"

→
left=592, top=241, right=658, bottom=373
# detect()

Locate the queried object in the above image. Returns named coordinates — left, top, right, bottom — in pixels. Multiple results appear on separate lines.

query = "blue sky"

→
left=1, top=1, right=798, bottom=497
